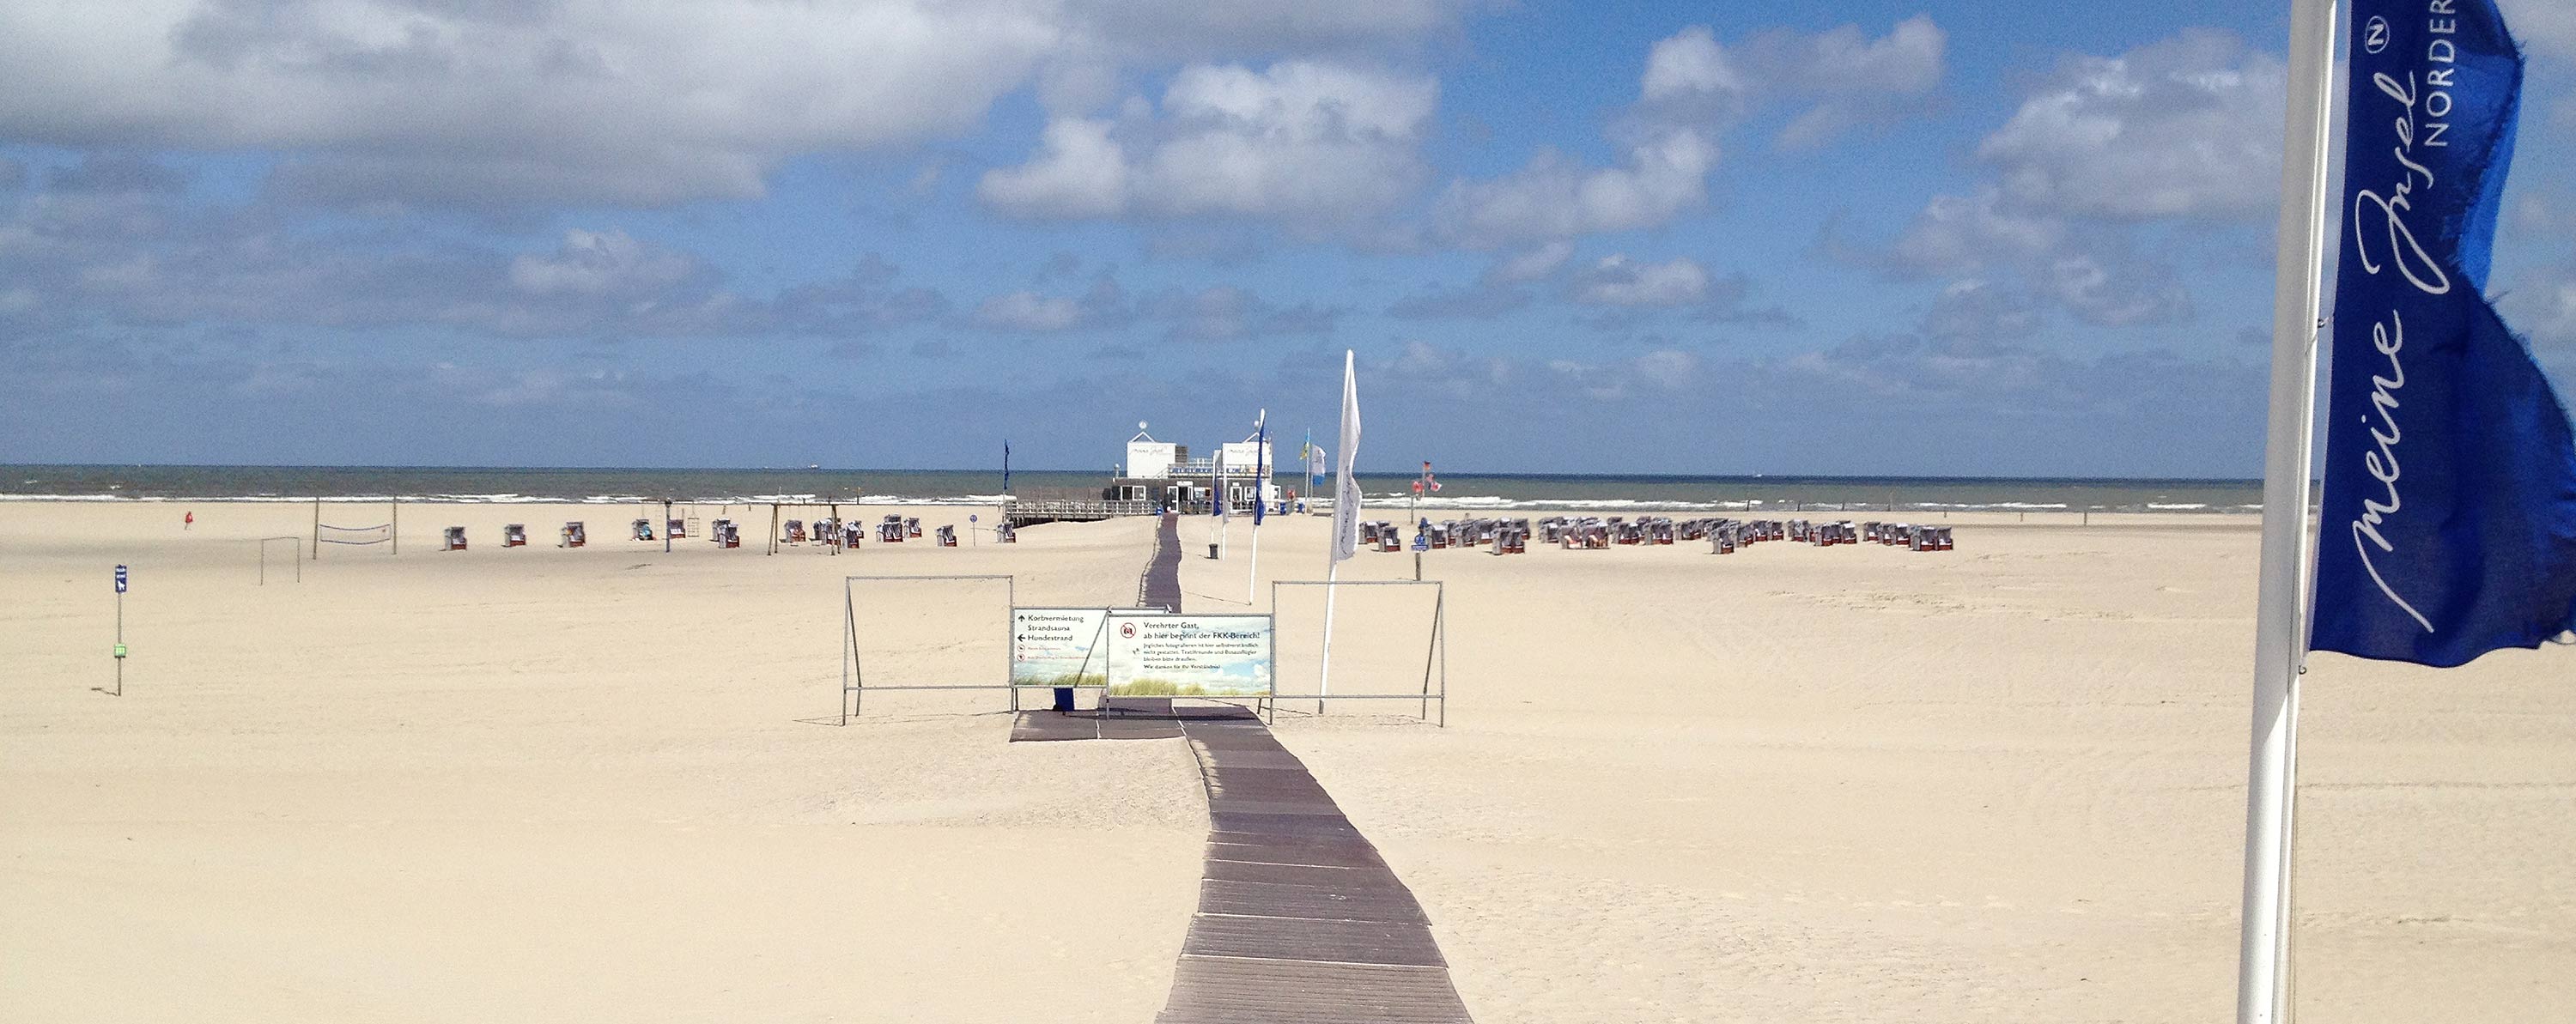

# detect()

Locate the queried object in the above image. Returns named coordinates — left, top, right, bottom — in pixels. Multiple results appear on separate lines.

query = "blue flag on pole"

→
left=2311, top=0, right=2576, bottom=666
left=1253, top=412, right=1267, bottom=525
left=1001, top=440, right=1011, bottom=493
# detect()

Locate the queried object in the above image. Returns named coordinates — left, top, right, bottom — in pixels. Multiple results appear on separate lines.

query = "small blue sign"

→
left=969, top=514, right=979, bottom=523
left=114, top=565, right=128, bottom=594
left=1411, top=535, right=1429, bottom=552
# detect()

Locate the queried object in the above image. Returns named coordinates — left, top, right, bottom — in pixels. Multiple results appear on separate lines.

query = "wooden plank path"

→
left=1011, top=513, right=1470, bottom=1021
left=1011, top=697, right=1473, bottom=1022
left=1139, top=511, right=1185, bottom=611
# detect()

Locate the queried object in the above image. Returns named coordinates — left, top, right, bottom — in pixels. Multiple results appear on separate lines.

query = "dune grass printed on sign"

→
left=1106, top=613, right=1273, bottom=698
left=1011, top=608, right=1111, bottom=688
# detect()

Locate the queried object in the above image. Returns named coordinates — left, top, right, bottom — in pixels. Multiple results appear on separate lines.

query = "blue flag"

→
left=2311, top=0, right=2576, bottom=666
left=1001, top=439, right=1010, bottom=493
left=1253, top=412, right=1267, bottom=525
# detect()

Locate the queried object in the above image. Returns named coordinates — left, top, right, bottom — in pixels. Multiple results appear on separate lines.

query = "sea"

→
left=0, top=465, right=2264, bottom=514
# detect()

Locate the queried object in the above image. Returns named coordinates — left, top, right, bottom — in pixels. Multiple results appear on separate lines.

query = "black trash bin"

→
left=1053, top=687, right=1075, bottom=712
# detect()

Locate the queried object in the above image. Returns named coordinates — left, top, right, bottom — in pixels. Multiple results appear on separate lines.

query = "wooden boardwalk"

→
left=1010, top=515, right=1470, bottom=1021
left=1011, top=698, right=1473, bottom=1022
left=1139, top=512, right=1184, bottom=611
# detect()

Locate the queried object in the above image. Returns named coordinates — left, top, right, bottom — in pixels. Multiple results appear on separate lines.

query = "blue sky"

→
left=3, top=0, right=2572, bottom=476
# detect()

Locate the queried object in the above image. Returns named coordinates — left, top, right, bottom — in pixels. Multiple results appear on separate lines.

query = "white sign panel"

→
left=1104, top=612, right=1273, bottom=697
left=1012, top=609, right=1109, bottom=688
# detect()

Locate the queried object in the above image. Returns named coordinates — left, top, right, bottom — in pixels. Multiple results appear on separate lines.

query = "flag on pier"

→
left=1253, top=410, right=1267, bottom=526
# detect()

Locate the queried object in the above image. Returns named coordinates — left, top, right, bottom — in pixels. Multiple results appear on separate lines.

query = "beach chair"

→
left=631, top=518, right=654, bottom=542
left=502, top=524, right=527, bottom=548
left=905, top=517, right=922, bottom=539
left=784, top=519, right=807, bottom=544
left=441, top=526, right=467, bottom=552
left=560, top=521, right=586, bottom=548
left=1938, top=527, right=1954, bottom=551
left=995, top=522, right=1017, bottom=543
left=936, top=524, right=957, bottom=548
left=843, top=522, right=866, bottom=548
left=667, top=518, right=686, bottom=540
left=714, top=520, right=741, bottom=548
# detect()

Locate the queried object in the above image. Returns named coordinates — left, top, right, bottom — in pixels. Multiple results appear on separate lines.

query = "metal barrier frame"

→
left=840, top=574, right=1015, bottom=724
left=257, top=536, right=303, bottom=585
left=1269, top=579, right=1448, bottom=727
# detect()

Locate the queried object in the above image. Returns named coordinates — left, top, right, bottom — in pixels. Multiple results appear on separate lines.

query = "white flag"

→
left=1330, top=349, right=1364, bottom=562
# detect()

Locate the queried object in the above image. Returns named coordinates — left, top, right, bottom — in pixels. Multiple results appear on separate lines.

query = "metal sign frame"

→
left=1269, top=579, right=1448, bottom=726
left=840, top=574, right=1014, bottom=724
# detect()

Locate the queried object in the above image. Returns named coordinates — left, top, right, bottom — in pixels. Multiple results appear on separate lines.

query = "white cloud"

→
left=1571, top=255, right=1710, bottom=307
left=1437, top=16, right=1944, bottom=246
left=1486, top=240, right=1575, bottom=284
left=0, top=1, right=1470, bottom=209
left=971, top=292, right=1084, bottom=332
left=1976, top=30, right=2284, bottom=221
left=981, top=60, right=1437, bottom=228
left=1434, top=130, right=1716, bottom=247
left=978, top=118, right=1132, bottom=220
left=1642, top=15, right=1946, bottom=148
left=508, top=229, right=695, bottom=297
left=1880, top=30, right=2275, bottom=336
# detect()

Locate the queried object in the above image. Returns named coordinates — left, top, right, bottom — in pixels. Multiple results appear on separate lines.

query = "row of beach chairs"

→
left=440, top=515, right=1013, bottom=553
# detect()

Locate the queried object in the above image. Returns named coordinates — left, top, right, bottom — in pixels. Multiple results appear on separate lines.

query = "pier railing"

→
left=1002, top=499, right=1153, bottom=524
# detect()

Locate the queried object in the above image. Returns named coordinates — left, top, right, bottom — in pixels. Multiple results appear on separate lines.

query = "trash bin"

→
left=1053, top=688, right=1075, bottom=712
left=1207, top=542, right=1220, bottom=559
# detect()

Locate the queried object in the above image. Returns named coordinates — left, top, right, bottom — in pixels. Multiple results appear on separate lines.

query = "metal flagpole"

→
left=1249, top=409, right=1266, bottom=605
left=2239, top=0, right=2337, bottom=1019
left=1319, top=351, right=1361, bottom=712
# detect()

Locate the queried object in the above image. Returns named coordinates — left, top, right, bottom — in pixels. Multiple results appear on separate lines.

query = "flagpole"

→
left=2240, top=0, right=2337, bottom=1020
left=1249, top=410, right=1266, bottom=606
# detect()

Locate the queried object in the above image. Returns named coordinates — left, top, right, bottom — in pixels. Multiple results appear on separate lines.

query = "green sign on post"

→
left=112, top=644, right=127, bottom=659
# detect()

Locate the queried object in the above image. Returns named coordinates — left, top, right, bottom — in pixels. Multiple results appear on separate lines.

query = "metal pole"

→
left=114, top=587, right=124, bottom=697
left=1315, top=560, right=1340, bottom=715
left=392, top=498, right=398, bottom=555
left=769, top=503, right=779, bottom=556
left=663, top=500, right=672, bottom=554
left=2239, top=0, right=2336, bottom=1020
left=312, top=497, right=320, bottom=560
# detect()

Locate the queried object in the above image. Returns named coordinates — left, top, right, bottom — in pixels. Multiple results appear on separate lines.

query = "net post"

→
left=1419, top=583, right=1442, bottom=722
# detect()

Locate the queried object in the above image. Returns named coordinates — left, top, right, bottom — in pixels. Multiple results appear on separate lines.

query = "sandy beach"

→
left=4, top=500, right=2570, bottom=1021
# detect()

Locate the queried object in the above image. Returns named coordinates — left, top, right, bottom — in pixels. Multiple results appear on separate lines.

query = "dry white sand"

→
left=4, top=500, right=2570, bottom=1021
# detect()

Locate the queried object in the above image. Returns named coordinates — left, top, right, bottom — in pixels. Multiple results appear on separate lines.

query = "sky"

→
left=3, top=0, right=2573, bottom=476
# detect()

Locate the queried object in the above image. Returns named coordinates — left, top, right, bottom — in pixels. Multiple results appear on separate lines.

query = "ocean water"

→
left=1, top=465, right=2264, bottom=514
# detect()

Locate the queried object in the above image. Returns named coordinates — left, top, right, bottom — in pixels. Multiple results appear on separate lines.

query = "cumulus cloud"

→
left=969, top=273, right=1133, bottom=333
left=1570, top=254, right=1710, bottom=307
left=1435, top=16, right=1944, bottom=246
left=981, top=61, right=1437, bottom=229
left=0, top=1, right=1471, bottom=210
left=1640, top=15, right=1946, bottom=149
left=1874, top=30, right=2275, bottom=336
left=508, top=229, right=698, bottom=297
left=1976, top=30, right=2284, bottom=221
left=1147, top=285, right=1340, bottom=342
left=1433, top=130, right=1717, bottom=247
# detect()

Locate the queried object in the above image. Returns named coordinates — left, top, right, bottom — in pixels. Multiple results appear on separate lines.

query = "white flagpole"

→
left=1320, top=352, right=1361, bottom=712
left=2240, top=0, right=2337, bottom=1020
left=1249, top=409, right=1265, bottom=606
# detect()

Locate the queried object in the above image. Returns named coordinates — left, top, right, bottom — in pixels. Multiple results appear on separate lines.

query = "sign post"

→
left=111, top=564, right=127, bottom=697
